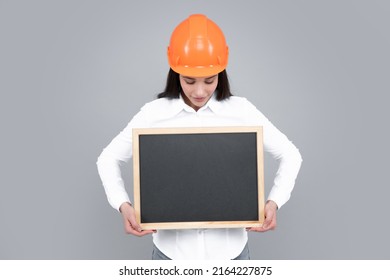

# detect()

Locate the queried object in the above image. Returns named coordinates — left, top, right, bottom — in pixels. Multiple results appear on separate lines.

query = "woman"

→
left=97, top=14, right=302, bottom=260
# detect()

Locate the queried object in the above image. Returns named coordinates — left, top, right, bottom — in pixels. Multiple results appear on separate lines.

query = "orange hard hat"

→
left=167, top=14, right=229, bottom=77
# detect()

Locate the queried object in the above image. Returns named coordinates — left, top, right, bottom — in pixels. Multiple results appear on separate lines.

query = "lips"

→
left=193, top=97, right=206, bottom=103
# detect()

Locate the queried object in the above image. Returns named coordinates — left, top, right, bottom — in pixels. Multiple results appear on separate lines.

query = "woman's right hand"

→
left=119, top=202, right=156, bottom=236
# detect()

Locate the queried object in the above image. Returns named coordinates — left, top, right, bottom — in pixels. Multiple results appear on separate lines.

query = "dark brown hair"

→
left=157, top=68, right=233, bottom=100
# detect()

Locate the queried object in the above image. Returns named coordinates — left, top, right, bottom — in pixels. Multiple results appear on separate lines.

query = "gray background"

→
left=1, top=0, right=389, bottom=259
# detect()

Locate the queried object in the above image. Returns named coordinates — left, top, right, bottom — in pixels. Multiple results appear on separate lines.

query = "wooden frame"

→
left=132, top=126, right=264, bottom=230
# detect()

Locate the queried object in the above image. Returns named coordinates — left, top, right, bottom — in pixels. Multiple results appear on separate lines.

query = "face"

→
left=179, top=74, right=218, bottom=111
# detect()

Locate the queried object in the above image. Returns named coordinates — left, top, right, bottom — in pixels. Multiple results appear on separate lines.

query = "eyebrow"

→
left=182, top=75, right=217, bottom=80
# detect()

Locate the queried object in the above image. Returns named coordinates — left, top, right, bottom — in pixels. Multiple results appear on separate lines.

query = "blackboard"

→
left=132, top=126, right=264, bottom=229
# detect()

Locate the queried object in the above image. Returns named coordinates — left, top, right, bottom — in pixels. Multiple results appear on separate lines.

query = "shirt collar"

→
left=206, top=93, right=224, bottom=113
left=175, top=92, right=223, bottom=114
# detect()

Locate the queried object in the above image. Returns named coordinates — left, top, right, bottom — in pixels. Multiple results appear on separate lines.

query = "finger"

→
left=124, top=222, right=155, bottom=236
left=133, top=229, right=155, bottom=237
left=246, top=226, right=267, bottom=232
left=262, top=220, right=272, bottom=230
left=123, top=212, right=142, bottom=233
left=263, top=214, right=276, bottom=231
left=124, top=216, right=156, bottom=236
left=262, top=217, right=271, bottom=229
left=129, top=218, right=142, bottom=233
left=123, top=216, right=141, bottom=233
left=246, top=226, right=263, bottom=232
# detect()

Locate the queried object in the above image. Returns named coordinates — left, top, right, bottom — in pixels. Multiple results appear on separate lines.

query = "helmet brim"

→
left=171, top=65, right=226, bottom=77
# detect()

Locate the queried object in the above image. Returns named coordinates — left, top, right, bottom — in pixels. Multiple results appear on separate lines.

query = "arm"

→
left=97, top=108, right=155, bottom=236
left=244, top=99, right=303, bottom=232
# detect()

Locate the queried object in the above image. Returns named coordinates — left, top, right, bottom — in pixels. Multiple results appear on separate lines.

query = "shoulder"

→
left=140, top=97, right=178, bottom=111
left=217, top=96, right=270, bottom=124
left=140, top=98, right=171, bottom=110
left=227, top=96, right=252, bottom=105
left=220, top=96, right=257, bottom=111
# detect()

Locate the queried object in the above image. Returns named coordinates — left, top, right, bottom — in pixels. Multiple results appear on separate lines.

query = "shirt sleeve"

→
left=244, top=100, right=303, bottom=209
left=96, top=108, right=150, bottom=211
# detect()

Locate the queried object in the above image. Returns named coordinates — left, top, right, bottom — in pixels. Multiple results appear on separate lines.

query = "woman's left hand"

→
left=246, top=200, right=278, bottom=232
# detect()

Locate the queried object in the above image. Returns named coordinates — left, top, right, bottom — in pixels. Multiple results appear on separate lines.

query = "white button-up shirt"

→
left=97, top=94, right=302, bottom=259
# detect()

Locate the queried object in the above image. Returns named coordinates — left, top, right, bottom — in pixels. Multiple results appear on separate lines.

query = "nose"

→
left=194, top=84, right=207, bottom=97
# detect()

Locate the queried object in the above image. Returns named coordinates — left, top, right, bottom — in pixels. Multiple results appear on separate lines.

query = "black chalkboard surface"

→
left=132, top=127, right=264, bottom=229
